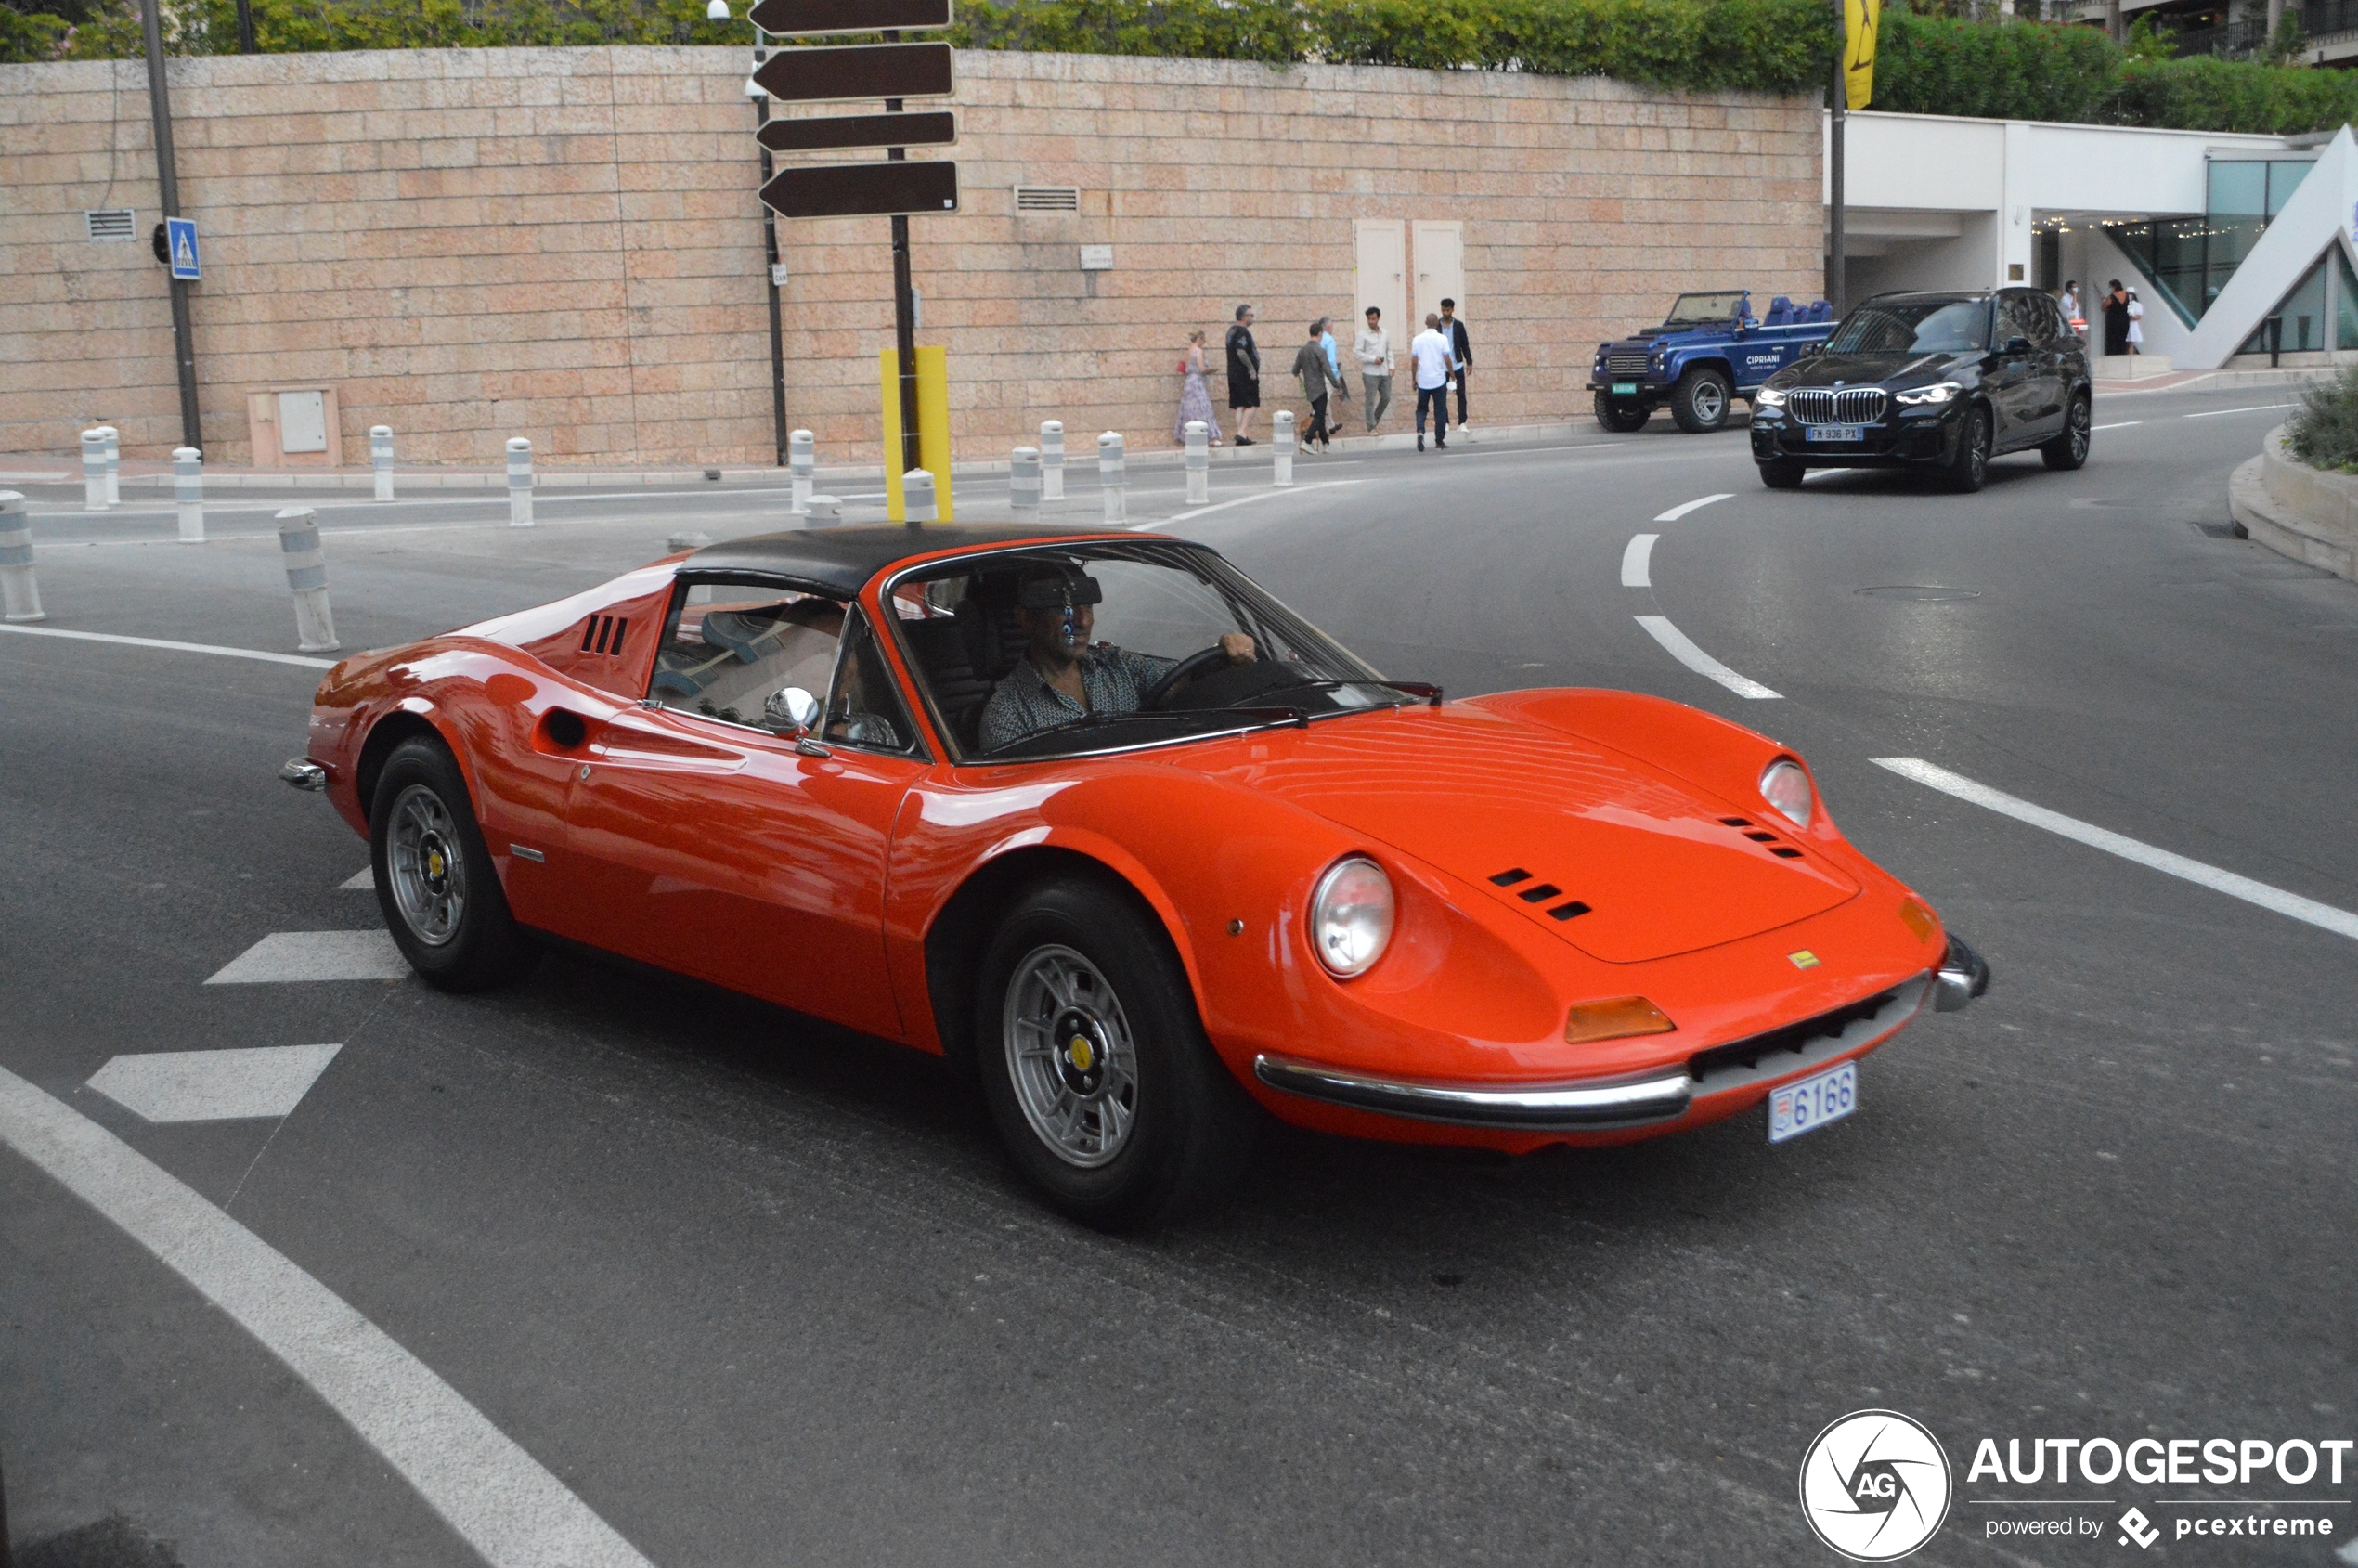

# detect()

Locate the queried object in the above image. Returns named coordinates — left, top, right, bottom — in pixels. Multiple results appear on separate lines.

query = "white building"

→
left=1831, top=110, right=2358, bottom=368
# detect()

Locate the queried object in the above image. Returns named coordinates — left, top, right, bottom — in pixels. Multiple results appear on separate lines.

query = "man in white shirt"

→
left=1408, top=313, right=1454, bottom=451
left=1354, top=306, right=1394, bottom=434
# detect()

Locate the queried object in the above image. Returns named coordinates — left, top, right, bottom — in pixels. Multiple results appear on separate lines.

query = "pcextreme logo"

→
left=1799, top=1409, right=1955, bottom=1562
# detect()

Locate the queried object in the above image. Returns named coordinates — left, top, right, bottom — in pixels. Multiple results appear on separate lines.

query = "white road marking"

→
left=0, top=623, right=337, bottom=670
left=89, top=1044, right=343, bottom=1122
left=2181, top=403, right=2294, bottom=419
left=0, top=1062, right=655, bottom=1568
left=1872, top=758, right=2358, bottom=942
left=206, top=931, right=408, bottom=984
left=1632, top=616, right=1782, bottom=699
left=340, top=868, right=375, bottom=890
left=1155, top=479, right=1363, bottom=527
left=2092, top=421, right=2141, bottom=432
left=1653, top=492, right=1732, bottom=525
left=1621, top=534, right=1658, bottom=588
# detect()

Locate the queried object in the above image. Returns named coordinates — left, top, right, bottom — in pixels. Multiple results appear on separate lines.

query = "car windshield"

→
left=1827, top=298, right=1989, bottom=355
left=885, top=539, right=1420, bottom=761
left=1659, top=292, right=1748, bottom=329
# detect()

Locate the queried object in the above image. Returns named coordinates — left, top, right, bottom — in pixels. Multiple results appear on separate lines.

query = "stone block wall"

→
left=0, top=47, right=1823, bottom=466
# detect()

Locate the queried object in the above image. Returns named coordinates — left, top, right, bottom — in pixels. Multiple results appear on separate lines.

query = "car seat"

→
left=900, top=578, right=1029, bottom=751
left=1766, top=296, right=1795, bottom=326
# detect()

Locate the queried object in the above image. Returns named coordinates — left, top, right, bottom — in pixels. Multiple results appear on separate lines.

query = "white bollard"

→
left=506, top=437, right=534, bottom=527
left=789, top=428, right=815, bottom=515
left=1041, top=421, right=1066, bottom=501
left=82, top=430, right=108, bottom=512
left=1009, top=446, right=1042, bottom=520
left=1273, top=410, right=1295, bottom=487
left=803, top=494, right=842, bottom=525
left=370, top=426, right=395, bottom=501
left=1097, top=432, right=1126, bottom=525
left=0, top=492, right=44, bottom=623
left=100, top=426, right=121, bottom=505
left=276, top=506, right=339, bottom=652
left=175, top=447, right=204, bottom=543
left=1184, top=421, right=1210, bottom=505
left=903, top=468, right=938, bottom=524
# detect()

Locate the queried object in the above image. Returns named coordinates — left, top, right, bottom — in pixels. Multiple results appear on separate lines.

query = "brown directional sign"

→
left=757, top=110, right=956, bottom=155
left=745, top=0, right=951, bottom=34
left=760, top=160, right=959, bottom=220
left=752, top=42, right=953, bottom=104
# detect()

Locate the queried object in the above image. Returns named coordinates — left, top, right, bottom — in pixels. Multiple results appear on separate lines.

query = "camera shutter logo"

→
left=1798, top=1409, right=1953, bottom=1561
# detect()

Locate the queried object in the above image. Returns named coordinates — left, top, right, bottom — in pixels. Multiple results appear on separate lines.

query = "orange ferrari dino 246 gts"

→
left=284, top=524, right=1989, bottom=1228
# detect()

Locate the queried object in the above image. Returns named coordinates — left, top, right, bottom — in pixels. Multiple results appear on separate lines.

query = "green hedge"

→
left=12, top=0, right=2358, bottom=137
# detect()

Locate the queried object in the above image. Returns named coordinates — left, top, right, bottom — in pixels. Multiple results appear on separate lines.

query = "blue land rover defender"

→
left=1588, top=292, right=1836, bottom=434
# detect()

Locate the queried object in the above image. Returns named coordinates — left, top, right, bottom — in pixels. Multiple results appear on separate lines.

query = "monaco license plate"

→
left=1768, top=1061, right=1857, bottom=1144
left=1805, top=424, right=1864, bottom=443
left=1611, top=382, right=1639, bottom=395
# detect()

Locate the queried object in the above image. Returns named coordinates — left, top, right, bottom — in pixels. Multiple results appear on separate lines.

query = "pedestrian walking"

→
left=1291, top=320, right=1344, bottom=452
left=1318, top=317, right=1350, bottom=418
left=1410, top=312, right=1454, bottom=451
left=2126, top=289, right=2144, bottom=354
left=1175, top=330, right=1222, bottom=447
left=1440, top=298, right=1472, bottom=437
left=2102, top=279, right=2131, bottom=357
left=1225, top=304, right=1262, bottom=446
left=1354, top=305, right=1393, bottom=433
left=2059, top=279, right=2079, bottom=328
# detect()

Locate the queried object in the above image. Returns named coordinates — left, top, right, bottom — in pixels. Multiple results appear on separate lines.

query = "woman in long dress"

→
left=2126, top=290, right=2144, bottom=354
left=1175, top=330, right=1222, bottom=446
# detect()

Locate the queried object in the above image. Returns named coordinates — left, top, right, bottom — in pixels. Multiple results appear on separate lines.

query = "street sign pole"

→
left=141, top=0, right=202, bottom=453
left=1828, top=11, right=1846, bottom=317
left=885, top=28, right=922, bottom=481
left=755, top=27, right=789, bottom=469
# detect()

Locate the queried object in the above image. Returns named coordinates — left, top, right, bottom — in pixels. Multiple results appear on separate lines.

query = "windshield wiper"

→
left=976, top=705, right=1309, bottom=758
left=1277, top=678, right=1444, bottom=706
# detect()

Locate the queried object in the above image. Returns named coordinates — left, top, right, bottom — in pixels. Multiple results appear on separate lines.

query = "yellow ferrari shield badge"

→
left=1069, top=1036, right=1095, bottom=1072
left=1844, top=0, right=1880, bottom=110
left=1789, top=950, right=1821, bottom=970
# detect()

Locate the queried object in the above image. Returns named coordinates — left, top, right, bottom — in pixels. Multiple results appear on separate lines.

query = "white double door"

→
left=1353, top=219, right=1463, bottom=343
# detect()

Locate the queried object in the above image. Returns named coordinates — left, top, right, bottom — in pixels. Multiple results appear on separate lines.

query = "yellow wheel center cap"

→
left=1068, top=1035, right=1095, bottom=1072
left=428, top=851, right=446, bottom=878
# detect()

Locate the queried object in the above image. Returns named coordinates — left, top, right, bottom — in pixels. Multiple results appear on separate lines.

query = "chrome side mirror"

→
left=764, top=685, right=821, bottom=732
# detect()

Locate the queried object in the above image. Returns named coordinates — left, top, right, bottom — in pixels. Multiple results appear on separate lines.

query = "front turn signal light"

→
left=1565, top=996, right=1678, bottom=1045
left=1898, top=897, right=1939, bottom=943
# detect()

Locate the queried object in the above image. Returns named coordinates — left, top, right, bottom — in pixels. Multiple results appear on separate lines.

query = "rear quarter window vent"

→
left=579, top=614, right=631, bottom=655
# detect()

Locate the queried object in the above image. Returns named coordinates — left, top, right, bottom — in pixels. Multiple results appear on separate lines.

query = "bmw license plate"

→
left=1611, top=382, right=1639, bottom=395
left=1805, top=424, right=1864, bottom=443
left=1768, top=1061, right=1857, bottom=1144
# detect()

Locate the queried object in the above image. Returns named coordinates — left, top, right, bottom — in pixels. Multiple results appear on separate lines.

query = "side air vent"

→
left=579, top=615, right=632, bottom=655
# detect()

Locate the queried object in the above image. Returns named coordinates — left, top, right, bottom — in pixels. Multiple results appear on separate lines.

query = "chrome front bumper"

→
left=1251, top=965, right=1973, bottom=1134
left=279, top=758, right=328, bottom=792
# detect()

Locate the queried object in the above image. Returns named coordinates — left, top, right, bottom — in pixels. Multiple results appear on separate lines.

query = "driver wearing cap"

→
left=978, top=565, right=1254, bottom=751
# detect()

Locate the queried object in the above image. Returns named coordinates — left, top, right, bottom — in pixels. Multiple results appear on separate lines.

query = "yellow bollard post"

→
left=880, top=346, right=953, bottom=522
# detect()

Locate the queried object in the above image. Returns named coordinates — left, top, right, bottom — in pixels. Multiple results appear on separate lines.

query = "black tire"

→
left=1758, top=459, right=1807, bottom=490
left=973, top=877, right=1259, bottom=1230
left=1944, top=405, right=1991, bottom=493
left=2041, top=393, right=2092, bottom=471
left=1593, top=393, right=1650, bottom=433
left=1668, top=367, right=1733, bottom=434
left=370, top=736, right=540, bottom=991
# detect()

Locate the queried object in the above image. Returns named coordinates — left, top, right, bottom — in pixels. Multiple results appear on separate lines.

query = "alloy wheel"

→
left=387, top=783, right=467, bottom=946
left=1003, top=943, right=1141, bottom=1168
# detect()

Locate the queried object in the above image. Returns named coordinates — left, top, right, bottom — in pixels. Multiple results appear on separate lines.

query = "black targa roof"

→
left=680, top=524, right=1160, bottom=597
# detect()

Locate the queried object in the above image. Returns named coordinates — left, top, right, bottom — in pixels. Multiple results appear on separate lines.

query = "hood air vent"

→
left=1490, top=866, right=1591, bottom=923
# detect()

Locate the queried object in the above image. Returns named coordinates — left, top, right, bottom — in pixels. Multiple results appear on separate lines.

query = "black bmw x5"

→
left=1749, top=288, right=2092, bottom=492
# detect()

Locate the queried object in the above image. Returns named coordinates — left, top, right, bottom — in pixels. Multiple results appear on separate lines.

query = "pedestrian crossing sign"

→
left=166, top=216, right=200, bottom=280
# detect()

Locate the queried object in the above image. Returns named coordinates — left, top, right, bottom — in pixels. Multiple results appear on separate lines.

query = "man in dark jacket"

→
left=1224, top=304, right=1261, bottom=447
left=2101, top=280, right=2131, bottom=357
left=1290, top=320, right=1345, bottom=451
left=1440, top=298, right=1472, bottom=435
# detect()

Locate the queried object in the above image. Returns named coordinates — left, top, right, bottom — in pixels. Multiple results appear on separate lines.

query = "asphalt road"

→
left=2, top=389, right=2352, bottom=1567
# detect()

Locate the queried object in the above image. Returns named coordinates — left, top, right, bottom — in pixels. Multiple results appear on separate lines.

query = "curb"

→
left=2226, top=426, right=2358, bottom=582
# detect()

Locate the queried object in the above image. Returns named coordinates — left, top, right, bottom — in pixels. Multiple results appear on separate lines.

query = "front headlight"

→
left=1755, top=385, right=1787, bottom=408
left=1895, top=381, right=1962, bottom=407
left=1310, top=855, right=1393, bottom=978
left=1760, top=758, right=1813, bottom=829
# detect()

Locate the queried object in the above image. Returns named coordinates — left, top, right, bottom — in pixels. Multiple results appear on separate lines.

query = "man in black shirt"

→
left=1225, top=304, right=1261, bottom=447
left=1441, top=298, right=1472, bottom=435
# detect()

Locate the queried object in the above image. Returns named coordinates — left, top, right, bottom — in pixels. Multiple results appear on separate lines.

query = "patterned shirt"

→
left=978, top=644, right=1175, bottom=753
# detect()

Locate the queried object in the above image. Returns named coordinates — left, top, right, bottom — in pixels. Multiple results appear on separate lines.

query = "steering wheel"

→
left=1143, top=645, right=1233, bottom=707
